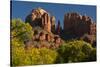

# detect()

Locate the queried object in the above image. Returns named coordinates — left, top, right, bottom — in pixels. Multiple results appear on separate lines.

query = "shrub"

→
left=11, top=47, right=28, bottom=66
left=86, top=48, right=96, bottom=61
left=11, top=19, right=34, bottom=42
left=56, top=40, right=96, bottom=63
left=12, top=47, right=58, bottom=66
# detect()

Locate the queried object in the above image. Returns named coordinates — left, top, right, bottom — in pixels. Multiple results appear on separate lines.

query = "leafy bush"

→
left=12, top=47, right=28, bottom=66
left=11, top=19, right=34, bottom=43
left=12, top=47, right=58, bottom=66
left=88, top=48, right=96, bottom=61
left=11, top=38, right=24, bottom=47
left=56, top=40, right=96, bottom=63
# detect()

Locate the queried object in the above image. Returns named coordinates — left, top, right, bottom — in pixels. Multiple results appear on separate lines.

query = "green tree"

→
left=89, top=48, right=96, bottom=61
left=12, top=47, right=58, bottom=66
left=56, top=40, right=96, bottom=63
left=11, top=19, right=34, bottom=47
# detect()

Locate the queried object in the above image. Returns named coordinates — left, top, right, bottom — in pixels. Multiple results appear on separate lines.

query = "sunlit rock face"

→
left=63, top=12, right=96, bottom=45
left=64, top=12, right=96, bottom=36
left=51, top=16, right=56, bottom=33
left=25, top=7, right=56, bottom=33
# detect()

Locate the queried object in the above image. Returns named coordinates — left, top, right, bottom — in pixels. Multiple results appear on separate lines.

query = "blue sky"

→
left=11, top=1, right=96, bottom=28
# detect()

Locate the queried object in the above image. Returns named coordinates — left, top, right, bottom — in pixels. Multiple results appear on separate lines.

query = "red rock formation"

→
left=45, top=34, right=51, bottom=42
left=64, top=12, right=96, bottom=36
left=51, top=16, right=56, bottom=33
left=25, top=8, right=55, bottom=33
left=64, top=12, right=96, bottom=44
left=56, top=20, right=62, bottom=35
left=39, top=32, right=46, bottom=41
left=42, top=13, right=51, bottom=32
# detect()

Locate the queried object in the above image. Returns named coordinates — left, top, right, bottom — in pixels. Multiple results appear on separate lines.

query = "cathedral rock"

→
left=63, top=12, right=96, bottom=45
left=25, top=7, right=56, bottom=33
left=64, top=12, right=96, bottom=36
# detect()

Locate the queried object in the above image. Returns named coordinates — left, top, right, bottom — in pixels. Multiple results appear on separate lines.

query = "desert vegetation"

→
left=11, top=19, right=96, bottom=66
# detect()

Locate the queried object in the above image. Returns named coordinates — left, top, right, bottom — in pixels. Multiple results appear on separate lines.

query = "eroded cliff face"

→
left=51, top=16, right=56, bottom=33
left=25, top=7, right=56, bottom=33
left=64, top=12, right=96, bottom=36
left=63, top=12, right=96, bottom=45
left=25, top=8, right=96, bottom=45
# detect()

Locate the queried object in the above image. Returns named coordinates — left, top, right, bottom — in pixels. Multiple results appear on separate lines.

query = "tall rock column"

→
left=42, top=13, right=51, bottom=32
left=64, top=14, right=71, bottom=31
left=47, top=13, right=51, bottom=33
left=51, top=16, right=56, bottom=33
left=56, top=20, right=62, bottom=35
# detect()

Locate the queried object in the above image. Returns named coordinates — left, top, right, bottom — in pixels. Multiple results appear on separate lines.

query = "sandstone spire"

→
left=51, top=16, right=56, bottom=33
left=56, top=20, right=62, bottom=35
left=25, top=8, right=56, bottom=33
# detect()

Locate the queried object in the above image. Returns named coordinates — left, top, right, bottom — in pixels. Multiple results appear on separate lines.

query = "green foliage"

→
left=11, top=19, right=33, bottom=42
left=82, top=43, right=93, bottom=56
left=12, top=47, right=28, bottom=66
left=11, top=38, right=24, bottom=47
left=56, top=40, right=96, bottom=63
left=12, top=47, right=58, bottom=66
left=11, top=19, right=34, bottom=48
left=88, top=48, right=96, bottom=61
left=31, top=48, right=58, bottom=64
